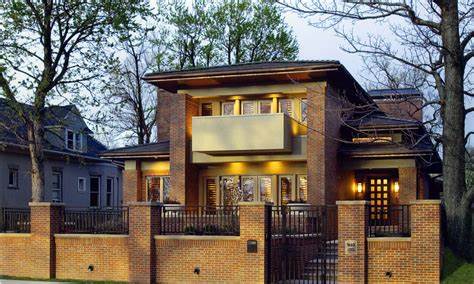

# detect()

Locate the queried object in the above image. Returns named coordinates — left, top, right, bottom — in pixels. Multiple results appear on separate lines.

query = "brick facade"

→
left=399, top=167, right=418, bottom=204
left=375, top=97, right=423, bottom=121
left=123, top=161, right=142, bottom=203
left=157, top=89, right=172, bottom=142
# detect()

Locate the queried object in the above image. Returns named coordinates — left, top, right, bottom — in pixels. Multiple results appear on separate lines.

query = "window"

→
left=8, top=167, right=18, bottom=189
left=201, top=103, right=213, bottom=116
left=222, top=102, right=234, bottom=115
left=106, top=177, right=114, bottom=207
left=52, top=171, right=63, bottom=203
left=241, top=176, right=256, bottom=201
left=65, top=129, right=83, bottom=152
left=258, top=100, right=272, bottom=114
left=279, top=176, right=292, bottom=205
left=297, top=175, right=307, bottom=202
left=205, top=177, right=217, bottom=208
left=301, top=99, right=308, bottom=124
left=145, top=176, right=171, bottom=203
left=90, top=176, right=100, bottom=207
left=221, top=176, right=239, bottom=206
left=279, top=99, right=293, bottom=117
left=258, top=176, right=273, bottom=202
left=78, top=177, right=86, bottom=193
left=241, top=101, right=256, bottom=115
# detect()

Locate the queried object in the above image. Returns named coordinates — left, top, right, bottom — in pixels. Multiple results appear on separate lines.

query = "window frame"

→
left=77, top=177, right=86, bottom=193
left=65, top=128, right=83, bottom=152
left=279, top=175, right=293, bottom=205
left=300, top=98, right=308, bottom=124
left=106, top=177, right=114, bottom=208
left=258, top=100, right=272, bottom=114
left=297, top=175, right=308, bottom=202
left=8, top=166, right=19, bottom=189
left=51, top=170, right=63, bottom=203
left=145, top=175, right=171, bottom=203
left=241, top=101, right=257, bottom=115
left=221, top=102, right=235, bottom=116
left=279, top=99, right=294, bottom=118
left=201, top=102, right=213, bottom=116
left=258, top=176, right=273, bottom=203
left=89, top=175, right=101, bottom=208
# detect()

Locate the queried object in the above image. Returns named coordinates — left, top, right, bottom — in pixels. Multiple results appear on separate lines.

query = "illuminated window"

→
left=279, top=99, right=293, bottom=117
left=146, top=176, right=171, bottom=203
left=297, top=175, right=307, bottom=202
left=201, top=103, right=212, bottom=116
left=301, top=99, right=308, bottom=124
left=258, top=176, right=273, bottom=202
left=279, top=175, right=292, bottom=205
left=205, top=177, right=217, bottom=208
left=241, top=176, right=256, bottom=201
left=222, top=102, right=234, bottom=115
left=221, top=176, right=240, bottom=206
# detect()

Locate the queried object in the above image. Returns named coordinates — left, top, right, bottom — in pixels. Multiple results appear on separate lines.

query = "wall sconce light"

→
left=357, top=182, right=363, bottom=193
left=394, top=181, right=400, bottom=193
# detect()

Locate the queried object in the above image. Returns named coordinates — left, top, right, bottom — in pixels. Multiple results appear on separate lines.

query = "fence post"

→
left=410, top=200, right=441, bottom=283
left=238, top=201, right=272, bottom=284
left=128, top=202, right=161, bottom=283
left=29, top=202, right=64, bottom=279
left=336, top=200, right=368, bottom=283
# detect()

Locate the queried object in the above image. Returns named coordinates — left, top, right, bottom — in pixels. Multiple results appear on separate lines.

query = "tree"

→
left=0, top=1, right=149, bottom=202
left=102, top=31, right=157, bottom=145
left=159, top=0, right=299, bottom=70
left=278, top=0, right=474, bottom=259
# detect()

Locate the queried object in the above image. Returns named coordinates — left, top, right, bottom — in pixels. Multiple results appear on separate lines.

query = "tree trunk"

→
left=440, top=0, right=473, bottom=260
left=28, top=120, right=45, bottom=202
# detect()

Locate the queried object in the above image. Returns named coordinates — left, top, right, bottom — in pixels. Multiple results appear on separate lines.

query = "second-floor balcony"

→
left=192, top=113, right=304, bottom=154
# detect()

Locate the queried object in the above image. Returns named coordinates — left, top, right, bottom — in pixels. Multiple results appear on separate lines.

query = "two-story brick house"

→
left=102, top=61, right=441, bottom=210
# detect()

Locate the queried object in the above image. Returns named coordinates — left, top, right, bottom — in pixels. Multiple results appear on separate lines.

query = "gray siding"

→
left=0, top=152, right=122, bottom=208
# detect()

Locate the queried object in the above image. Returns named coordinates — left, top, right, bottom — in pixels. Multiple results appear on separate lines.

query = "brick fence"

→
left=0, top=200, right=441, bottom=283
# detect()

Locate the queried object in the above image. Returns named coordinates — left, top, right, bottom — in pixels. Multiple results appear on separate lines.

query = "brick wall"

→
left=399, top=167, right=417, bottom=204
left=55, top=235, right=129, bottom=282
left=169, top=94, right=199, bottom=205
left=0, top=234, right=34, bottom=277
left=368, top=238, right=411, bottom=282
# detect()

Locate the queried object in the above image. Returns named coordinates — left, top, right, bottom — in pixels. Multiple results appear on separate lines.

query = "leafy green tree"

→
left=0, top=0, right=149, bottom=202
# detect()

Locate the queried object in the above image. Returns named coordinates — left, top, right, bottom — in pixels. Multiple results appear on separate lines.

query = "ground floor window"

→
left=297, top=175, right=308, bottom=202
left=90, top=176, right=100, bottom=207
left=145, top=176, right=171, bottom=203
left=52, top=170, right=63, bottom=203
left=106, top=177, right=114, bottom=207
left=279, top=176, right=292, bottom=205
left=8, top=166, right=19, bottom=189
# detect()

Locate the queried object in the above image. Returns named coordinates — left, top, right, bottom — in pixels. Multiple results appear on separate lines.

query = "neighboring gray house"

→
left=0, top=99, right=122, bottom=208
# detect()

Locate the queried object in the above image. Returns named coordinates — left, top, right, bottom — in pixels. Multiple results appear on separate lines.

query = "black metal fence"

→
left=368, top=204, right=410, bottom=237
left=268, top=205, right=338, bottom=283
left=62, top=207, right=129, bottom=234
left=160, top=205, right=240, bottom=236
left=0, top=208, right=31, bottom=233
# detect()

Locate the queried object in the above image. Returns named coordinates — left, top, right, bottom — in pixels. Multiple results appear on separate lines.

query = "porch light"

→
left=394, top=181, right=400, bottom=193
left=357, top=182, right=363, bottom=193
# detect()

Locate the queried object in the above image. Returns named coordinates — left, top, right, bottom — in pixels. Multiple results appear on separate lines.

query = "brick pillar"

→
left=398, top=167, right=417, bottom=204
left=170, top=94, right=199, bottom=205
left=123, top=161, right=143, bottom=203
left=337, top=200, right=368, bottom=283
left=128, top=202, right=161, bottom=283
left=410, top=200, right=441, bottom=283
left=157, top=89, right=172, bottom=142
left=238, top=202, right=272, bottom=283
left=29, top=202, right=64, bottom=279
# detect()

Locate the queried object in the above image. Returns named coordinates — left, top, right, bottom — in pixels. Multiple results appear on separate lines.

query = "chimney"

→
left=368, top=88, right=423, bottom=121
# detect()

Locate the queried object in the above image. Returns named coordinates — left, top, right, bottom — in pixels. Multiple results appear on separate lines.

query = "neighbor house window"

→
left=65, top=129, right=83, bottom=152
left=279, top=175, right=292, bottom=205
left=8, top=167, right=19, bottom=189
left=78, top=177, right=86, bottom=193
left=90, top=176, right=101, bottom=207
left=52, top=170, right=63, bottom=203
left=297, top=175, right=307, bottom=202
left=106, top=177, right=114, bottom=207
left=301, top=99, right=308, bottom=124
left=279, top=99, right=293, bottom=117
left=145, top=176, right=171, bottom=203
left=201, top=103, right=213, bottom=116
left=222, top=102, right=234, bottom=115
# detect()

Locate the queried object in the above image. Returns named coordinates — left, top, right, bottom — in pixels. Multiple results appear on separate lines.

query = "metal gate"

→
left=267, top=205, right=338, bottom=283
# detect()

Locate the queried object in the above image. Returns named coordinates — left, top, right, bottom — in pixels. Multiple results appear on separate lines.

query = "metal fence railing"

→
left=368, top=204, right=410, bottom=237
left=62, top=207, right=129, bottom=234
left=0, top=208, right=31, bottom=233
left=160, top=206, right=240, bottom=236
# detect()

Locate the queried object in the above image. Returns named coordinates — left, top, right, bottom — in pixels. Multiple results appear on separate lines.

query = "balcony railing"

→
left=160, top=206, right=240, bottom=236
left=0, top=208, right=31, bottom=233
left=367, top=204, right=410, bottom=237
left=62, top=207, right=129, bottom=234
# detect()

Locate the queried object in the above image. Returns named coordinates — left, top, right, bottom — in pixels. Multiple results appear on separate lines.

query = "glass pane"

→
left=90, top=193, right=98, bottom=207
left=162, top=177, right=171, bottom=202
left=221, top=176, right=240, bottom=206
left=297, top=175, right=307, bottom=202
left=259, top=176, right=273, bottom=202
left=301, top=99, right=308, bottom=123
left=206, top=178, right=217, bottom=208
left=259, top=100, right=271, bottom=114
left=146, top=176, right=161, bottom=202
left=106, top=178, right=113, bottom=193
left=75, top=134, right=81, bottom=151
left=280, top=176, right=292, bottom=205
left=242, top=101, right=255, bottom=115
left=201, top=103, right=212, bottom=116
left=241, top=177, right=256, bottom=201
left=279, top=99, right=293, bottom=117
left=222, top=102, right=234, bottom=115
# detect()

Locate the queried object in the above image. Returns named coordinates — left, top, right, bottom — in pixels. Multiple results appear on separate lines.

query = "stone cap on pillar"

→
left=336, top=200, right=369, bottom=205
left=127, top=201, right=163, bottom=207
left=409, top=199, right=441, bottom=205
left=29, top=202, right=65, bottom=207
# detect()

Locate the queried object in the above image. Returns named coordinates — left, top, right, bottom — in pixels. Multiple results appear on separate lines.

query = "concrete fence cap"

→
left=29, top=202, right=65, bottom=207
left=409, top=199, right=442, bottom=205
left=336, top=200, right=369, bottom=205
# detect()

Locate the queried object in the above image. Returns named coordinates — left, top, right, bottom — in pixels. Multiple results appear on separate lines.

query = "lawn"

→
left=442, top=249, right=474, bottom=283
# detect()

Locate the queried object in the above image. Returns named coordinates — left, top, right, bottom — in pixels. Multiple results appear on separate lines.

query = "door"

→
left=367, top=177, right=390, bottom=221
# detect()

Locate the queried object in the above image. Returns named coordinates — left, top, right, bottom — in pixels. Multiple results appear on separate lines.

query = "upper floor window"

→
left=279, top=99, right=293, bottom=117
left=241, top=100, right=272, bottom=115
left=301, top=99, right=308, bottom=124
left=201, top=103, right=213, bottom=116
left=259, top=100, right=272, bottom=114
left=65, top=129, right=83, bottom=152
left=8, top=166, right=19, bottom=189
left=222, top=102, right=234, bottom=116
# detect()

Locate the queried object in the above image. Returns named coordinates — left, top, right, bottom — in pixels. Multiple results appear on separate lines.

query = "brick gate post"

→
left=128, top=202, right=161, bottom=283
left=238, top=202, right=272, bottom=283
left=29, top=202, right=64, bottom=279
left=337, top=200, right=368, bottom=283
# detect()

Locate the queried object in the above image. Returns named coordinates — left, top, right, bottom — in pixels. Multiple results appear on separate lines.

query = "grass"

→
left=442, top=249, right=474, bottom=284
left=0, top=275, right=126, bottom=283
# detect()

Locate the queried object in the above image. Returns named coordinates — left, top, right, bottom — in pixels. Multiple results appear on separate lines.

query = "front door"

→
left=367, top=177, right=391, bottom=221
